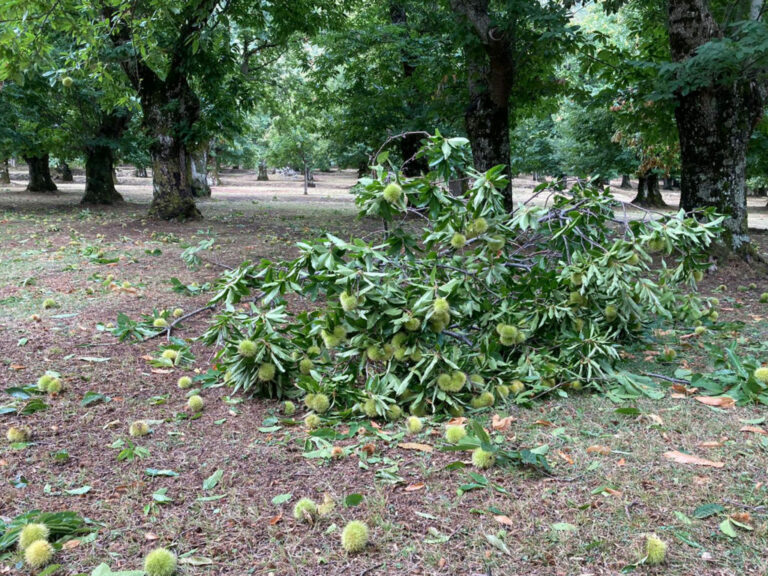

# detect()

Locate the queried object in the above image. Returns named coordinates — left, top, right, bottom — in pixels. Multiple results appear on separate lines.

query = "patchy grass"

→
left=2, top=172, right=768, bottom=575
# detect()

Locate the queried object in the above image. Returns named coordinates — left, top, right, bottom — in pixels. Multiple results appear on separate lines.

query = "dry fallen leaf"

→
left=447, top=417, right=467, bottom=426
left=741, top=425, right=768, bottom=436
left=144, top=532, right=159, bottom=541
left=491, top=414, right=515, bottom=431
left=586, top=445, right=611, bottom=455
left=557, top=450, right=574, bottom=465
left=731, top=512, right=751, bottom=524
left=694, top=396, right=735, bottom=408
left=9, top=364, right=25, bottom=371
left=361, top=443, right=376, bottom=456
left=62, top=540, right=80, bottom=550
left=405, top=483, right=425, bottom=492
left=399, top=442, right=433, bottom=453
left=672, top=384, right=698, bottom=395
left=269, top=514, right=282, bottom=525
left=533, top=420, right=554, bottom=427
left=699, top=440, right=724, bottom=448
left=493, top=515, right=514, bottom=527
left=646, top=414, right=664, bottom=426
left=663, top=450, right=724, bottom=468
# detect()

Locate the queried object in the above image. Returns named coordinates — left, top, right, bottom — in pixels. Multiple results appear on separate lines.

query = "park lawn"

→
left=1, top=173, right=768, bottom=576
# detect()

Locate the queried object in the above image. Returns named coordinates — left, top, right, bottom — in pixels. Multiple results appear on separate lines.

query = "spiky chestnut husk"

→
left=363, top=399, right=378, bottom=418
left=433, top=298, right=450, bottom=315
left=312, top=393, right=330, bottom=414
left=307, top=345, right=321, bottom=356
left=394, top=347, right=407, bottom=361
left=754, top=367, right=768, bottom=383
left=237, top=339, right=258, bottom=358
left=569, top=380, right=583, bottom=391
left=750, top=282, right=757, bottom=290
left=305, top=393, right=317, bottom=410
left=391, top=332, right=408, bottom=348
left=659, top=347, right=676, bottom=362
left=510, top=380, right=525, bottom=395
left=6, top=426, right=28, bottom=442
left=177, top=376, right=192, bottom=389
left=467, top=217, right=488, bottom=237
left=188, top=395, right=204, bottom=412
left=382, top=182, right=402, bottom=203
left=18, top=523, right=49, bottom=550
left=161, top=349, right=178, bottom=361
left=385, top=404, right=402, bottom=421
left=404, top=317, right=421, bottom=331
left=570, top=272, right=583, bottom=287
left=293, top=497, right=318, bottom=521
left=339, top=291, right=358, bottom=312
left=331, top=446, right=344, bottom=459
left=129, top=420, right=150, bottom=437
left=644, top=534, right=667, bottom=565
left=321, top=330, right=340, bottom=348
left=450, top=233, right=466, bottom=249
left=37, top=374, right=54, bottom=392
left=257, top=363, right=276, bottom=382
left=694, top=326, right=707, bottom=336
left=486, top=235, right=505, bottom=251
left=283, top=401, right=296, bottom=416
left=24, top=539, right=54, bottom=569
left=709, top=310, right=719, bottom=321
left=409, top=349, right=423, bottom=363
left=692, top=270, right=704, bottom=282
left=299, top=357, right=313, bottom=375
left=568, top=291, right=585, bottom=306
left=42, top=298, right=57, bottom=309
left=61, top=76, right=73, bottom=87
left=144, top=547, right=177, bottom=576
left=406, top=416, right=423, bottom=434
left=604, top=305, right=618, bottom=321
left=469, top=374, right=484, bottom=386
left=627, top=252, right=640, bottom=265
left=445, top=425, right=466, bottom=444
left=409, top=400, right=427, bottom=417
left=153, top=318, right=168, bottom=328
left=305, top=414, right=321, bottom=429
left=496, top=384, right=510, bottom=398
left=472, top=448, right=495, bottom=469
left=647, top=238, right=665, bottom=253
left=46, top=377, right=62, bottom=394
left=341, top=520, right=370, bottom=553
left=470, top=392, right=495, bottom=409
left=366, top=345, right=383, bottom=362
left=172, top=308, right=184, bottom=318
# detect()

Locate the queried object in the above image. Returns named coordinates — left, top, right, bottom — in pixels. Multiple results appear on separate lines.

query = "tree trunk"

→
left=0, top=159, right=9, bottom=184
left=632, top=172, right=666, bottom=207
left=668, top=0, right=766, bottom=253
left=663, top=176, right=673, bottom=190
left=307, top=167, right=316, bottom=188
left=257, top=159, right=269, bottom=181
left=25, top=155, right=57, bottom=192
left=451, top=0, right=515, bottom=210
left=620, top=174, right=631, bottom=189
left=57, top=162, right=73, bottom=182
left=82, top=145, right=123, bottom=205
left=134, top=166, right=148, bottom=178
left=186, top=144, right=211, bottom=198
left=148, top=135, right=201, bottom=220
left=303, top=160, right=309, bottom=195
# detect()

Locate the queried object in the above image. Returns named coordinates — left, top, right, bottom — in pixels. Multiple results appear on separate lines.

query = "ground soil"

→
left=1, top=169, right=768, bottom=576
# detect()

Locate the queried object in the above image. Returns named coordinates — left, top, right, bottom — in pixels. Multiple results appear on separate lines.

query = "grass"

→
left=1, top=172, right=768, bottom=575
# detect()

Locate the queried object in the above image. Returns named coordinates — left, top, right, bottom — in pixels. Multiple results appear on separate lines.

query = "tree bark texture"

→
left=25, top=155, right=57, bottom=192
left=620, top=174, right=631, bottom=189
left=632, top=172, right=666, bottom=207
left=57, top=163, right=74, bottom=182
left=257, top=159, right=269, bottom=181
left=81, top=112, right=129, bottom=204
left=187, top=143, right=211, bottom=197
left=668, top=0, right=766, bottom=252
left=0, top=159, right=10, bottom=184
left=450, top=0, right=514, bottom=209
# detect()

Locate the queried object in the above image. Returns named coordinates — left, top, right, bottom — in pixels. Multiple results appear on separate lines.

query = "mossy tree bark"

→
left=187, top=142, right=211, bottom=198
left=82, top=112, right=129, bottom=205
left=668, top=0, right=766, bottom=254
left=25, top=154, right=57, bottom=192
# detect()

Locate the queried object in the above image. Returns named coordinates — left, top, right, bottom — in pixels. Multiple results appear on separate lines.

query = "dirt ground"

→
left=2, top=169, right=768, bottom=576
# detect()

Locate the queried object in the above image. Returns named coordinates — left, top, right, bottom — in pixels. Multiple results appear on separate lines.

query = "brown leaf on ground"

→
left=698, top=440, right=724, bottom=448
left=405, top=483, right=425, bottom=492
left=361, top=443, right=376, bottom=456
left=645, top=414, right=664, bottom=426
left=533, top=420, right=553, bottom=427
left=447, top=417, right=467, bottom=426
left=269, top=514, right=282, bottom=525
left=663, top=450, right=724, bottom=468
left=694, top=396, right=735, bottom=408
left=731, top=512, right=751, bottom=524
left=9, top=364, right=25, bottom=370
left=399, top=442, right=433, bottom=453
left=491, top=414, right=515, bottom=430
left=493, top=515, right=514, bottom=526
left=672, top=384, right=698, bottom=395
left=586, top=445, right=611, bottom=455
left=741, top=425, right=768, bottom=436
left=62, top=540, right=81, bottom=550
left=144, top=533, right=159, bottom=540
left=557, top=450, right=574, bottom=465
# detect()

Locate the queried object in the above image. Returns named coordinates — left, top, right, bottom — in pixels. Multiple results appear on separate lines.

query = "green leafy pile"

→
left=195, top=135, right=721, bottom=416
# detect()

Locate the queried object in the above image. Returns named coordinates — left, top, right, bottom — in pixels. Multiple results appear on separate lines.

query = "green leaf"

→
left=719, top=518, right=738, bottom=538
left=693, top=503, right=724, bottom=519
left=271, top=493, right=292, bottom=505
left=203, top=469, right=224, bottom=491
left=344, top=493, right=363, bottom=507
left=145, top=469, right=178, bottom=477
left=551, top=522, right=578, bottom=531
left=64, top=485, right=91, bottom=496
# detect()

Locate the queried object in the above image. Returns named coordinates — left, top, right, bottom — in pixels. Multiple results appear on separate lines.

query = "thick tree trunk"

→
left=620, top=174, right=631, bottom=189
left=451, top=0, right=515, bottom=210
left=134, top=166, right=148, bottom=178
left=257, top=159, right=269, bottom=181
left=663, top=176, right=674, bottom=190
left=148, top=135, right=201, bottom=220
left=82, top=145, right=123, bottom=205
left=57, top=163, right=73, bottom=182
left=668, top=0, right=766, bottom=253
left=187, top=143, right=211, bottom=197
left=0, top=159, right=9, bottom=184
left=632, top=172, right=666, bottom=207
left=25, top=155, right=57, bottom=192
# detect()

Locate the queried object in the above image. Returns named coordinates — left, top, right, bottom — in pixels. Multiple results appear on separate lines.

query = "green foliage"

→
left=193, top=136, right=720, bottom=415
left=0, top=511, right=90, bottom=551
